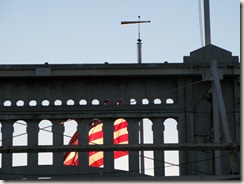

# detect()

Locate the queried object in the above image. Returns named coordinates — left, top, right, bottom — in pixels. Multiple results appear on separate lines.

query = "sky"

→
left=0, top=0, right=241, bottom=181
left=0, top=0, right=240, bottom=65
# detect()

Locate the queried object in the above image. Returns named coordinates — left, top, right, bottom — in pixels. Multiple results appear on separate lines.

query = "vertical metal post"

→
left=212, top=83, right=221, bottom=175
left=137, top=15, right=142, bottom=64
left=210, top=60, right=238, bottom=174
left=204, top=0, right=211, bottom=45
left=139, top=120, right=144, bottom=174
left=137, top=40, right=142, bottom=64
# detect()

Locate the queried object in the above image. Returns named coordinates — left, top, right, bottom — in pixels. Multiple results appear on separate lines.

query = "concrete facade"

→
left=0, top=44, right=240, bottom=180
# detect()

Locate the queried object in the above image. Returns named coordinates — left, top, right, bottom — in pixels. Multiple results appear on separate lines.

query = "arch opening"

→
left=166, top=98, right=174, bottom=104
left=54, top=99, right=62, bottom=106
left=38, top=120, right=53, bottom=165
left=164, top=118, right=179, bottom=176
left=29, top=100, right=37, bottom=106
left=12, top=120, right=27, bottom=167
left=142, top=98, right=149, bottom=105
left=79, top=99, right=87, bottom=105
left=92, top=99, right=99, bottom=105
left=3, top=100, right=11, bottom=107
left=114, top=118, right=129, bottom=171
left=139, top=118, right=154, bottom=176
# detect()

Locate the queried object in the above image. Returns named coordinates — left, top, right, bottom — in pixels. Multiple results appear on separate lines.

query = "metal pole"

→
left=204, top=0, right=211, bottom=45
left=139, top=120, right=145, bottom=174
left=212, top=82, right=221, bottom=175
left=137, top=16, right=142, bottom=64
left=210, top=60, right=238, bottom=174
left=137, top=40, right=142, bottom=64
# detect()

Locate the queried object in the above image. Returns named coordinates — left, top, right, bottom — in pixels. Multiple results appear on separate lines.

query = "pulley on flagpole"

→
left=121, top=16, right=150, bottom=64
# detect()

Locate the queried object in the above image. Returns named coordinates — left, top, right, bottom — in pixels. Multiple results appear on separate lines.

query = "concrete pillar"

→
left=77, top=119, right=89, bottom=171
left=52, top=119, right=64, bottom=167
left=27, top=120, right=39, bottom=170
left=103, top=118, right=114, bottom=172
left=152, top=118, right=165, bottom=176
left=128, top=118, right=140, bottom=175
left=1, top=121, right=13, bottom=170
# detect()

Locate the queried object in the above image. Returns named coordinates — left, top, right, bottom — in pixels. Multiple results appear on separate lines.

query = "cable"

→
left=0, top=154, right=230, bottom=177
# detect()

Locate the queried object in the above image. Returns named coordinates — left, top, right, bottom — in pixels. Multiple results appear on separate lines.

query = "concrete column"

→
left=1, top=121, right=13, bottom=170
left=152, top=118, right=165, bottom=176
left=128, top=118, right=140, bottom=175
left=52, top=119, right=64, bottom=167
left=77, top=119, right=89, bottom=171
left=103, top=118, right=114, bottom=172
left=27, top=120, right=39, bottom=167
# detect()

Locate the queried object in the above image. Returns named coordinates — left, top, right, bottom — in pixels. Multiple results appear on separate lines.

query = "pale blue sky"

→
left=0, top=0, right=240, bottom=64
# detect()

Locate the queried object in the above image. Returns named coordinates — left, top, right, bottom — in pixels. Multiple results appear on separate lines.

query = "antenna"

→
left=121, top=16, right=150, bottom=64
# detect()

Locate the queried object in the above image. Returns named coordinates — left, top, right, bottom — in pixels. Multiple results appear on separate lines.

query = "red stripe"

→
left=89, top=151, right=103, bottom=157
left=64, top=158, right=75, bottom=165
left=114, top=121, right=128, bottom=132
left=89, top=157, right=104, bottom=167
left=74, top=159, right=78, bottom=166
left=114, top=151, right=128, bottom=159
left=114, top=134, right=128, bottom=144
left=89, top=131, right=103, bottom=142
left=69, top=131, right=78, bottom=145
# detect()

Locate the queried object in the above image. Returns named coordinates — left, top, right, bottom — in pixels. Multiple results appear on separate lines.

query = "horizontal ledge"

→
left=0, top=143, right=239, bottom=153
left=0, top=63, right=240, bottom=77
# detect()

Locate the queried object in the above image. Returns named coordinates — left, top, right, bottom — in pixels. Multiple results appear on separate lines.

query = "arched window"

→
left=29, top=100, right=37, bottom=106
left=79, top=99, right=87, bottom=105
left=139, top=118, right=154, bottom=176
left=164, top=118, right=179, bottom=176
left=38, top=120, right=53, bottom=165
left=63, top=120, right=78, bottom=145
left=92, top=99, right=99, bottom=105
left=3, top=100, right=11, bottom=107
left=114, top=118, right=129, bottom=171
left=63, top=119, right=78, bottom=166
left=16, top=100, right=24, bottom=106
left=130, top=98, right=136, bottom=105
left=54, top=99, right=62, bottom=106
left=42, top=100, right=50, bottom=106
left=67, top=99, right=75, bottom=106
left=89, top=118, right=104, bottom=168
left=12, top=120, right=27, bottom=167
left=154, top=98, right=161, bottom=104
left=142, top=98, right=149, bottom=105
left=166, top=98, right=174, bottom=104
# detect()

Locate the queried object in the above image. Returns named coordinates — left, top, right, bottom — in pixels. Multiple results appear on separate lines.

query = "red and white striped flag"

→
left=88, top=118, right=104, bottom=167
left=114, top=118, right=128, bottom=159
left=64, top=118, right=128, bottom=166
left=63, top=131, right=79, bottom=166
